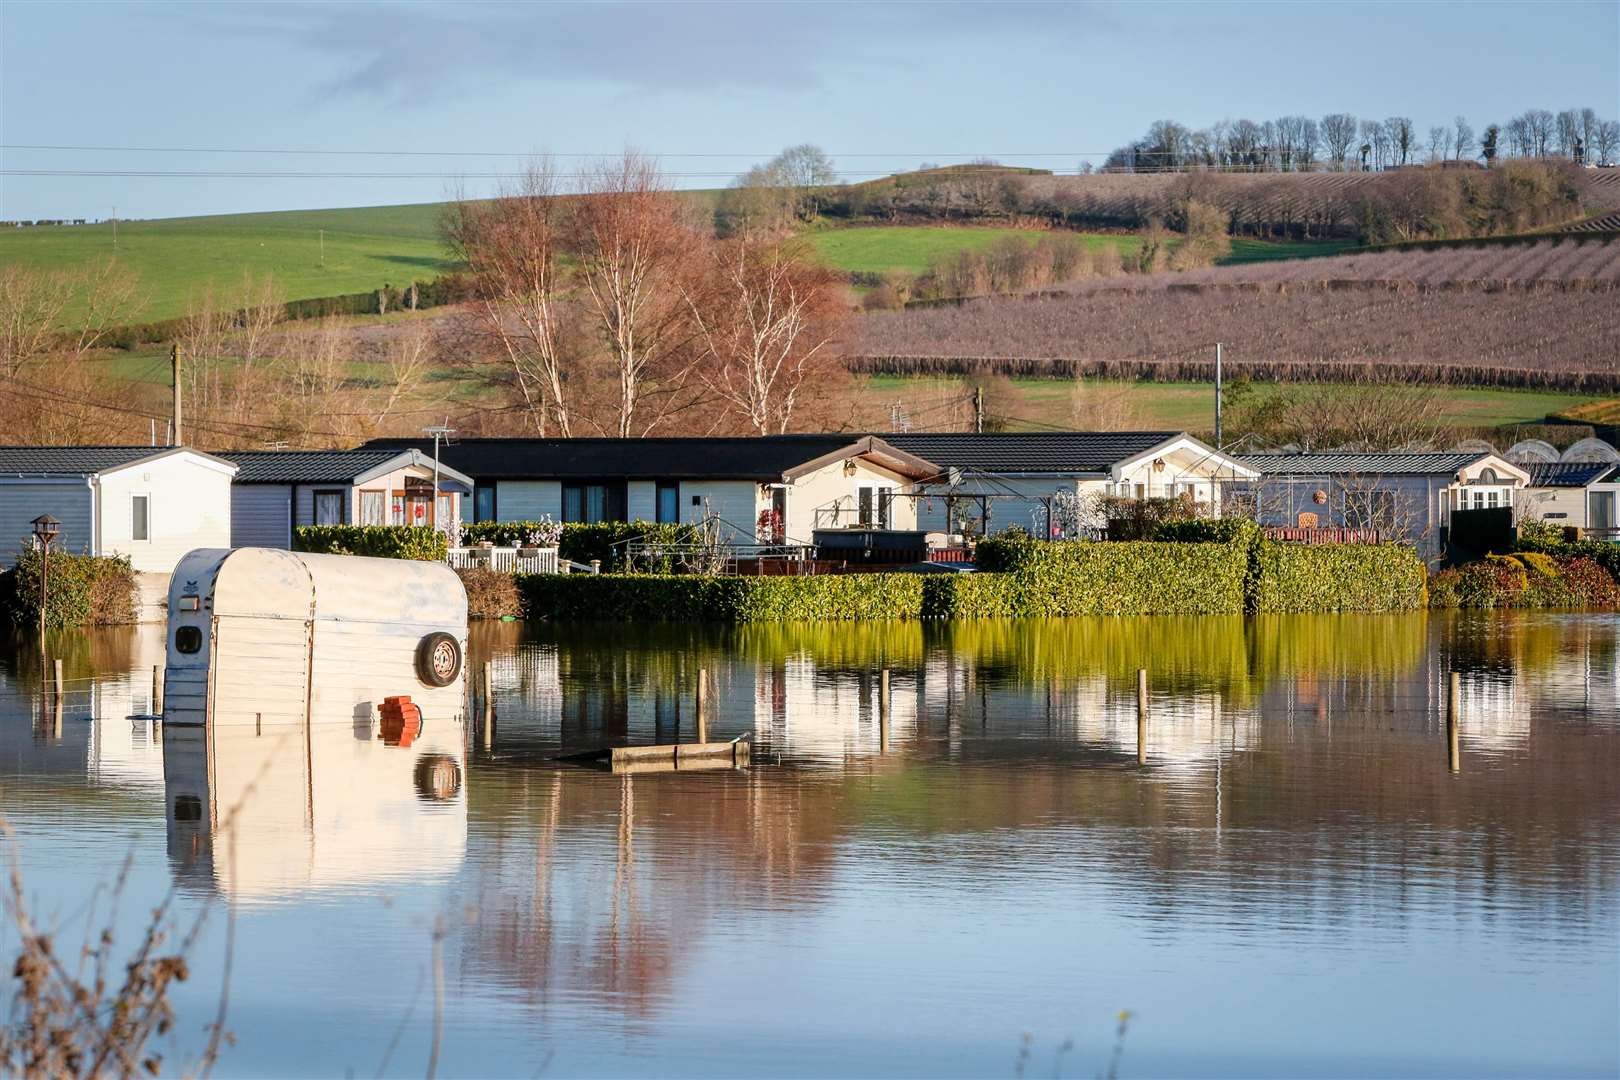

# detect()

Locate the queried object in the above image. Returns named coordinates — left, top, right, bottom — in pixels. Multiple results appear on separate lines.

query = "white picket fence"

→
left=447, top=546, right=561, bottom=574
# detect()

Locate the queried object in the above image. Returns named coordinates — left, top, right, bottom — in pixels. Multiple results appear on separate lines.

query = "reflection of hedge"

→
left=461, top=520, right=699, bottom=572
left=292, top=525, right=447, bottom=561
left=518, top=573, right=926, bottom=622
left=1249, top=542, right=1427, bottom=613
left=4, top=549, right=137, bottom=629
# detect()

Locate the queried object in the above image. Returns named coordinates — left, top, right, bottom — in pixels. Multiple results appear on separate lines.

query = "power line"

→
left=3, top=143, right=1113, bottom=159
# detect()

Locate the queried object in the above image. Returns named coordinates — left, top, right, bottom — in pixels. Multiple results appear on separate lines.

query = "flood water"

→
left=1, top=613, right=1616, bottom=1078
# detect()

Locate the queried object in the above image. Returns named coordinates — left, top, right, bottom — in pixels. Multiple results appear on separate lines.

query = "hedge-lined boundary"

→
left=1249, top=542, right=1428, bottom=613
left=519, top=573, right=926, bottom=622
left=2, top=550, right=137, bottom=629
left=293, top=525, right=447, bottom=561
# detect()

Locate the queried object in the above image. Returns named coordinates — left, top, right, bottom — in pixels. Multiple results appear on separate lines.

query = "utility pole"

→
left=1214, top=342, right=1223, bottom=447
left=319, top=229, right=324, bottom=267
left=973, top=385, right=984, bottom=434
left=423, top=421, right=455, bottom=528
left=112, top=206, right=117, bottom=247
left=170, top=344, right=183, bottom=446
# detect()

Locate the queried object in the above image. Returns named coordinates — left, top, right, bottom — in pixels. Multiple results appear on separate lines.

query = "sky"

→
left=2, top=0, right=1617, bottom=220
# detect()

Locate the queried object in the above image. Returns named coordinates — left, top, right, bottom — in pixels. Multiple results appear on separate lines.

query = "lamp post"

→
left=31, top=514, right=60, bottom=638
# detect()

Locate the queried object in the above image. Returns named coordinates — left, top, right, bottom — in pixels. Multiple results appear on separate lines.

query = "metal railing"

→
left=1262, top=526, right=1386, bottom=545
left=622, top=540, right=818, bottom=575
left=447, top=546, right=560, bottom=574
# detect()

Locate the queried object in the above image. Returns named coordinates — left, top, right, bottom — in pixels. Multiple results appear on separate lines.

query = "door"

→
left=1591, top=491, right=1615, bottom=532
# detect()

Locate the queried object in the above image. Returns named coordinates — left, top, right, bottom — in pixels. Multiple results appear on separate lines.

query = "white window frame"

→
left=131, top=492, right=151, bottom=542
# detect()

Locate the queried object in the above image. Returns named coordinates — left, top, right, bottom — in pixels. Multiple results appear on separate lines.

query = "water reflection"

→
left=0, top=612, right=1615, bottom=1076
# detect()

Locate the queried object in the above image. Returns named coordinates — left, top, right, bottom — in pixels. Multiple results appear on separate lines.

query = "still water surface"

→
left=1, top=613, right=1616, bottom=1077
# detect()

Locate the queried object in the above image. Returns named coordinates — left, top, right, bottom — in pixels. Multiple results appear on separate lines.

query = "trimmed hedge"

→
left=1249, top=541, right=1427, bottom=613
left=293, top=525, right=448, bottom=561
left=518, top=573, right=925, bottom=622
left=3, top=549, right=137, bottom=629
left=461, top=520, right=699, bottom=572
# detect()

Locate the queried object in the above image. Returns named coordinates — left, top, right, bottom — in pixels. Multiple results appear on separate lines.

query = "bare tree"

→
left=1597, top=120, right=1620, bottom=166
left=1321, top=114, right=1358, bottom=168
left=1427, top=126, right=1450, bottom=163
left=0, top=266, right=74, bottom=377
left=688, top=236, right=847, bottom=434
left=1385, top=117, right=1415, bottom=165
left=1453, top=116, right=1475, bottom=162
left=566, top=152, right=708, bottom=437
left=443, top=163, right=575, bottom=435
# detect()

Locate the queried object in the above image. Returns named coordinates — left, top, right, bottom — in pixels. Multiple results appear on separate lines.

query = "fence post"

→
left=1446, top=670, right=1461, bottom=774
left=696, top=667, right=708, bottom=744
left=1136, top=668, right=1148, bottom=765
left=879, top=668, right=891, bottom=753
left=152, top=664, right=163, bottom=715
left=482, top=661, right=494, bottom=751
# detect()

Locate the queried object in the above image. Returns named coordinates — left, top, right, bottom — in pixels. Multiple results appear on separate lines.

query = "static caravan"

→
left=163, top=548, right=469, bottom=729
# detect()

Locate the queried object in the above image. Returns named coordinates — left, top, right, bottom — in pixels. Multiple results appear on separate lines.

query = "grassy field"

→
left=808, top=225, right=1143, bottom=276
left=863, top=375, right=1605, bottom=432
left=0, top=203, right=456, bottom=323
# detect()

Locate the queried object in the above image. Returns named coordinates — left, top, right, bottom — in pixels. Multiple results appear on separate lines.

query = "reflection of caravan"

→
left=163, top=720, right=467, bottom=902
left=163, top=549, right=468, bottom=728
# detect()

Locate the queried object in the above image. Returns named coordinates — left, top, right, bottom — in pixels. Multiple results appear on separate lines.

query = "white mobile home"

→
left=885, top=432, right=1259, bottom=536
left=0, top=446, right=237, bottom=572
left=163, top=548, right=468, bottom=729
left=224, top=449, right=474, bottom=548
left=1520, top=462, right=1620, bottom=533
left=1236, top=451, right=1531, bottom=562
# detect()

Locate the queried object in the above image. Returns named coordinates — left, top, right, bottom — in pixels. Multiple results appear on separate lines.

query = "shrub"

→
left=1428, top=560, right=1527, bottom=609
left=1515, top=524, right=1620, bottom=583
left=1558, top=557, right=1620, bottom=607
left=1151, top=518, right=1261, bottom=545
left=4, top=549, right=137, bottom=629
left=1249, top=542, right=1428, bottom=613
left=966, top=536, right=1249, bottom=615
left=456, top=566, right=523, bottom=619
left=518, top=573, right=926, bottom=622
left=293, top=525, right=447, bottom=561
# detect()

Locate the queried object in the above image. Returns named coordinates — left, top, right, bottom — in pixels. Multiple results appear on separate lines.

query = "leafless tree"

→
left=688, top=235, right=847, bottom=434
left=1321, top=114, right=1359, bottom=168
left=1452, top=116, right=1475, bottom=162
left=443, top=162, right=575, bottom=435
left=1386, top=117, right=1415, bottom=165
left=0, top=265, right=74, bottom=377
left=1597, top=120, right=1620, bottom=165
left=1427, top=126, right=1450, bottom=163
left=567, top=152, right=708, bottom=437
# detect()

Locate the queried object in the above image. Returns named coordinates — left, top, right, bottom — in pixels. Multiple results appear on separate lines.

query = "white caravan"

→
left=162, top=548, right=469, bottom=729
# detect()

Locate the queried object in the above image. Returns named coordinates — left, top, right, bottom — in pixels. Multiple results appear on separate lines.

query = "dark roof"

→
left=0, top=446, right=192, bottom=476
left=1239, top=451, right=1495, bottom=476
left=361, top=435, right=927, bottom=481
left=1526, top=461, right=1617, bottom=487
left=882, top=431, right=1187, bottom=473
left=225, top=450, right=408, bottom=484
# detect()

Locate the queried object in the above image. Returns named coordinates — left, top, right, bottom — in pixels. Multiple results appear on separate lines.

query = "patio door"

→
left=1591, top=491, right=1615, bottom=532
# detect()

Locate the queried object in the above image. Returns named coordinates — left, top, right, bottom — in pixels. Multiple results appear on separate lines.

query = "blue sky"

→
left=2, top=0, right=1616, bottom=220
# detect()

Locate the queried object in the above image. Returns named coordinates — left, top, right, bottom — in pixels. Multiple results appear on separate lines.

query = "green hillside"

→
left=0, top=203, right=455, bottom=323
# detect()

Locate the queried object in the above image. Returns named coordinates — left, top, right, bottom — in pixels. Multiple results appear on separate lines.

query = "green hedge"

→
left=1429, top=552, right=1620, bottom=609
left=519, top=573, right=926, bottom=622
left=3, top=549, right=137, bottom=629
left=1249, top=541, right=1427, bottom=613
left=462, top=520, right=699, bottom=571
left=292, top=525, right=447, bottom=560
left=1515, top=522, right=1620, bottom=582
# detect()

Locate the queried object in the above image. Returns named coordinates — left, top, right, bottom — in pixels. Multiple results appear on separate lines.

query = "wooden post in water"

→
left=152, top=664, right=162, bottom=715
left=1446, top=670, right=1461, bottom=774
left=695, top=667, right=709, bottom=744
left=1136, top=668, right=1148, bottom=765
left=52, top=658, right=64, bottom=738
left=482, top=661, right=494, bottom=751
left=879, top=668, right=891, bottom=753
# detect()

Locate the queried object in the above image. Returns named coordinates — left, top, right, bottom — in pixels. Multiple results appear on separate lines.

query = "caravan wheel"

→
left=416, top=633, right=463, bottom=687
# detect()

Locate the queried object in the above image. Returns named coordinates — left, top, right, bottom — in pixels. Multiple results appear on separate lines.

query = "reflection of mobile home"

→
left=163, top=548, right=468, bottom=728
left=163, top=719, right=467, bottom=902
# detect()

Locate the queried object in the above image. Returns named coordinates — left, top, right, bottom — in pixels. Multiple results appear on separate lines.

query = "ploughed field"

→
left=854, top=237, right=1620, bottom=390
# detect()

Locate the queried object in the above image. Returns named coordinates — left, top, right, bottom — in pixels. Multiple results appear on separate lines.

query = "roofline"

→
left=1111, top=433, right=1261, bottom=481
left=97, top=446, right=239, bottom=478
left=781, top=436, right=942, bottom=482
left=352, top=450, right=474, bottom=489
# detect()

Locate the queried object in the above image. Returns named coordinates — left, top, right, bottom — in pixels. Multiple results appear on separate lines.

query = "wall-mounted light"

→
left=1151, top=458, right=1165, bottom=473
left=843, top=460, right=857, bottom=477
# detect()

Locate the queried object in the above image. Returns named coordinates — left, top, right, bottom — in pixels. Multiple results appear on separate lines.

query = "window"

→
left=857, top=486, right=893, bottom=528
left=857, top=486, right=874, bottom=526
left=561, top=482, right=625, bottom=524
left=656, top=482, right=680, bottom=524
left=474, top=486, right=496, bottom=523
left=313, top=490, right=345, bottom=525
left=359, top=491, right=386, bottom=526
left=131, top=495, right=150, bottom=541
left=435, top=494, right=454, bottom=527
left=1344, top=490, right=1395, bottom=528
left=175, top=625, right=202, bottom=654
